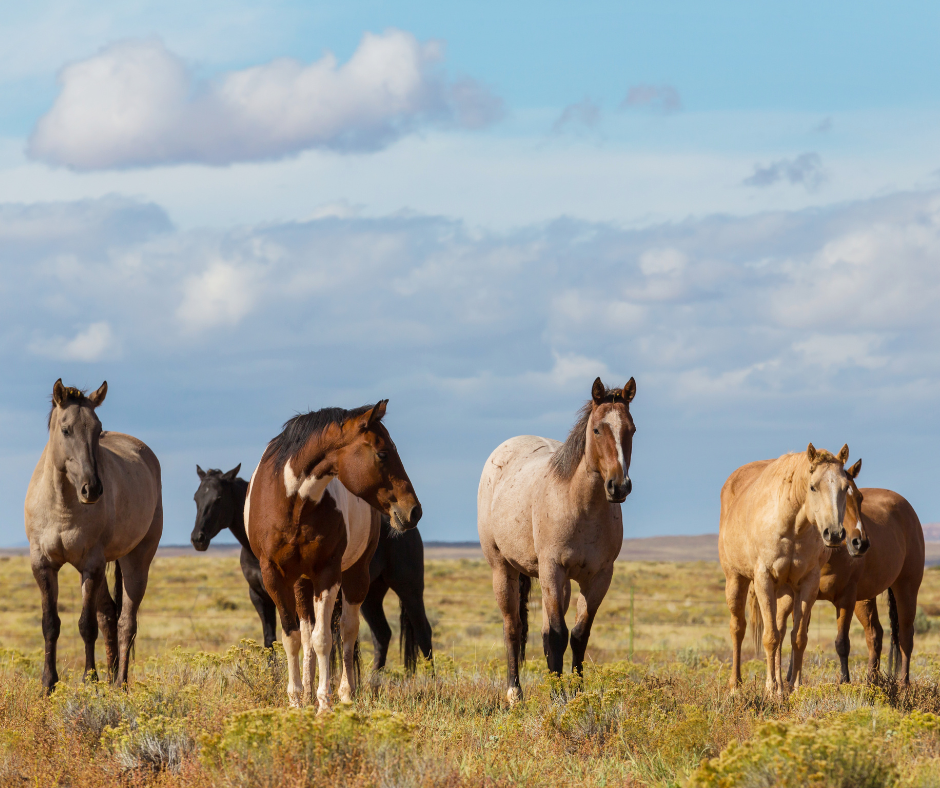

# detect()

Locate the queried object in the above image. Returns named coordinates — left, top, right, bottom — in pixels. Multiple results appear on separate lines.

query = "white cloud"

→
left=30, top=321, right=119, bottom=361
left=792, top=333, right=888, bottom=370
left=28, top=31, right=503, bottom=170
left=177, top=260, right=258, bottom=330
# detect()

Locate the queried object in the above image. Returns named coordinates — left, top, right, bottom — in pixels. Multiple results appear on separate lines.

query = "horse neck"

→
left=227, top=478, right=252, bottom=551
left=565, top=454, right=610, bottom=513
left=772, top=453, right=812, bottom=533
left=39, top=437, right=76, bottom=506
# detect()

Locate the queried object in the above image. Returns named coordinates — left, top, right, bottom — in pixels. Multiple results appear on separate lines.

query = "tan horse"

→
left=24, top=380, right=163, bottom=692
left=751, top=462, right=925, bottom=685
left=478, top=377, right=636, bottom=703
left=245, top=401, right=421, bottom=712
left=720, top=443, right=850, bottom=695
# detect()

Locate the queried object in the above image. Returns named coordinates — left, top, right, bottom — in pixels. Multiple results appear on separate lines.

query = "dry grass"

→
left=1, top=554, right=940, bottom=786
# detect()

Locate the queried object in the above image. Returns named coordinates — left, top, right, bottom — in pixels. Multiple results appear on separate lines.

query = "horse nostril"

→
left=623, top=478, right=632, bottom=496
left=409, top=504, right=422, bottom=525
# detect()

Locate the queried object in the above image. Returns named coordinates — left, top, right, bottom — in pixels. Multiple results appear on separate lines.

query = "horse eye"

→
left=593, top=428, right=599, bottom=435
left=810, top=485, right=816, bottom=492
left=61, top=428, right=69, bottom=436
left=377, top=451, right=388, bottom=461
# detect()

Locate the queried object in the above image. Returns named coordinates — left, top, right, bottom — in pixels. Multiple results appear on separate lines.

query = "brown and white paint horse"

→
left=25, top=380, right=163, bottom=692
left=246, top=401, right=421, bottom=711
left=478, top=377, right=636, bottom=703
left=720, top=443, right=850, bottom=696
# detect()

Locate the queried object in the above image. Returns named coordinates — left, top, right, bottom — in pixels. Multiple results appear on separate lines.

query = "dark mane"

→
left=263, top=404, right=375, bottom=472
left=47, top=386, right=87, bottom=429
left=550, top=388, right=627, bottom=480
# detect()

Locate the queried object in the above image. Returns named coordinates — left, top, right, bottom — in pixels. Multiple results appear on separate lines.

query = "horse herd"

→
left=23, top=376, right=926, bottom=710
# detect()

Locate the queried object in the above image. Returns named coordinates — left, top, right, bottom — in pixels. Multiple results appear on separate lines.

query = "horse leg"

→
left=855, top=599, right=883, bottom=678
left=774, top=585, right=792, bottom=687
left=724, top=572, right=749, bottom=689
left=337, top=544, right=374, bottom=703
left=570, top=565, right=613, bottom=677
left=261, top=561, right=302, bottom=705
left=398, top=587, right=434, bottom=667
left=309, top=577, right=341, bottom=713
left=891, top=582, right=918, bottom=685
left=31, top=555, right=61, bottom=694
left=788, top=570, right=819, bottom=690
left=78, top=563, right=106, bottom=682
left=247, top=583, right=278, bottom=650
left=96, top=567, right=119, bottom=682
left=539, top=562, right=569, bottom=676
left=753, top=568, right=781, bottom=695
left=492, top=561, right=524, bottom=704
left=834, top=589, right=857, bottom=684
left=115, top=550, right=154, bottom=687
left=361, top=577, right=391, bottom=672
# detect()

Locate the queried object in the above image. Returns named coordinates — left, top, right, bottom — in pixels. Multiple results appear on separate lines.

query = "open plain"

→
left=1, top=545, right=940, bottom=786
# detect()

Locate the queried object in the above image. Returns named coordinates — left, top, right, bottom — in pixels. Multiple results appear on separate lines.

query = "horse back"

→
left=855, top=488, right=925, bottom=599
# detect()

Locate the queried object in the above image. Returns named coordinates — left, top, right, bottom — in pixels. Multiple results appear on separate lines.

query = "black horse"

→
left=191, top=465, right=433, bottom=671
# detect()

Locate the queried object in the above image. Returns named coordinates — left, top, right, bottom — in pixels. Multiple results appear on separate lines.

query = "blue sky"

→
left=3, top=2, right=940, bottom=545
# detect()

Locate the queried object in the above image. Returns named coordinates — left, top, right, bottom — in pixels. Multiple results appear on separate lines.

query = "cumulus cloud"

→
left=619, top=84, right=682, bottom=114
left=27, top=31, right=503, bottom=169
left=30, top=321, right=119, bottom=361
left=744, top=152, right=827, bottom=191
left=551, top=98, right=602, bottom=135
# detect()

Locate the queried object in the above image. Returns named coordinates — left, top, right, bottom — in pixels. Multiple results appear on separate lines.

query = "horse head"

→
left=334, top=400, right=422, bottom=531
left=191, top=464, right=241, bottom=551
left=48, top=379, right=107, bottom=504
left=587, top=376, right=636, bottom=503
left=843, top=458, right=870, bottom=556
left=805, top=442, right=851, bottom=548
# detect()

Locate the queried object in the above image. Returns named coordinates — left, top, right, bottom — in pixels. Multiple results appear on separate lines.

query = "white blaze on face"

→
left=284, top=458, right=334, bottom=504
left=601, top=409, right=626, bottom=477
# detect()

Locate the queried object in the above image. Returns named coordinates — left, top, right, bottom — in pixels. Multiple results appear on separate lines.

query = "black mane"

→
left=263, top=404, right=374, bottom=472
left=550, top=388, right=626, bottom=480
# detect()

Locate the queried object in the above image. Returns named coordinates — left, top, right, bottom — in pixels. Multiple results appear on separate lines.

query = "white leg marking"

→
left=300, top=618, right=314, bottom=703
left=339, top=598, right=361, bottom=703
left=282, top=628, right=303, bottom=707
left=312, top=582, right=340, bottom=713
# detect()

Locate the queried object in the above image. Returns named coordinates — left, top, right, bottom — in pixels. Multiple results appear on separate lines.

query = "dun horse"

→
left=720, top=443, right=850, bottom=695
left=246, top=401, right=421, bottom=711
left=750, top=460, right=925, bottom=685
left=25, top=380, right=163, bottom=692
left=191, top=464, right=276, bottom=648
left=478, top=377, right=636, bottom=703
left=192, top=465, right=433, bottom=670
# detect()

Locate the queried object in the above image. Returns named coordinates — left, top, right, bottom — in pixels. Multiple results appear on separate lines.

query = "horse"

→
left=719, top=443, right=850, bottom=696
left=478, top=376, right=636, bottom=704
left=24, top=380, right=163, bottom=692
left=245, top=401, right=421, bottom=711
left=191, top=465, right=433, bottom=670
left=361, top=515, right=434, bottom=673
left=749, top=459, right=925, bottom=685
left=191, top=464, right=277, bottom=648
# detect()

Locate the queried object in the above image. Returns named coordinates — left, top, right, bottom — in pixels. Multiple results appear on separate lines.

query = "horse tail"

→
left=519, top=574, right=531, bottom=662
left=887, top=587, right=901, bottom=677
left=747, top=584, right=763, bottom=659
left=400, top=599, right=418, bottom=674
left=329, top=590, right=361, bottom=688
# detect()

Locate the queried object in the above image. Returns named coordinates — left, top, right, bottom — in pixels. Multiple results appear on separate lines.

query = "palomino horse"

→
left=192, top=464, right=433, bottom=669
left=191, top=464, right=277, bottom=648
left=24, top=380, right=163, bottom=692
left=246, top=401, right=421, bottom=711
left=750, top=460, right=925, bottom=685
left=478, top=376, right=636, bottom=703
left=720, top=443, right=850, bottom=695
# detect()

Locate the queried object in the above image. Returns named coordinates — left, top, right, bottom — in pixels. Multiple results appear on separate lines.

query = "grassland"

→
left=1, top=551, right=940, bottom=786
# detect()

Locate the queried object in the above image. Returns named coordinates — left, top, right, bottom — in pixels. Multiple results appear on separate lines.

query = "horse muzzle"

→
left=390, top=502, right=422, bottom=531
left=822, top=525, right=846, bottom=547
left=847, top=534, right=870, bottom=557
left=79, top=478, right=103, bottom=504
left=191, top=532, right=210, bottom=552
left=605, top=476, right=632, bottom=503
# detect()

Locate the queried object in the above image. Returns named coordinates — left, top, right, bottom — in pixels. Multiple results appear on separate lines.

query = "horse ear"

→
left=88, top=381, right=107, bottom=408
left=838, top=444, right=850, bottom=465
left=806, top=443, right=817, bottom=463
left=847, top=458, right=862, bottom=479
left=52, top=379, right=66, bottom=407
left=367, top=400, right=388, bottom=426
left=222, top=463, right=241, bottom=481
left=622, top=377, right=636, bottom=403
left=196, top=465, right=206, bottom=480
left=591, top=377, right=606, bottom=405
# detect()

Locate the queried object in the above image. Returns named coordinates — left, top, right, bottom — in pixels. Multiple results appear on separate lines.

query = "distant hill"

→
left=923, top=523, right=940, bottom=542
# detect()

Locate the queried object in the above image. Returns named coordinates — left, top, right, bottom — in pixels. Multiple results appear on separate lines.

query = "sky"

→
left=3, top=1, right=940, bottom=546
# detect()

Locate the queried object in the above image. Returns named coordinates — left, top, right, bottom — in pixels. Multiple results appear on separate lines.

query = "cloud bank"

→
left=27, top=31, right=503, bottom=169
left=744, top=152, right=827, bottom=191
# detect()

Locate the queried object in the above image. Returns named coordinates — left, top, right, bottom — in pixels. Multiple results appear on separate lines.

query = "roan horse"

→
left=750, top=459, right=925, bottom=685
left=478, top=377, right=636, bottom=703
left=192, top=465, right=433, bottom=670
left=245, top=401, right=421, bottom=711
left=720, top=443, right=851, bottom=696
left=24, top=380, right=163, bottom=692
